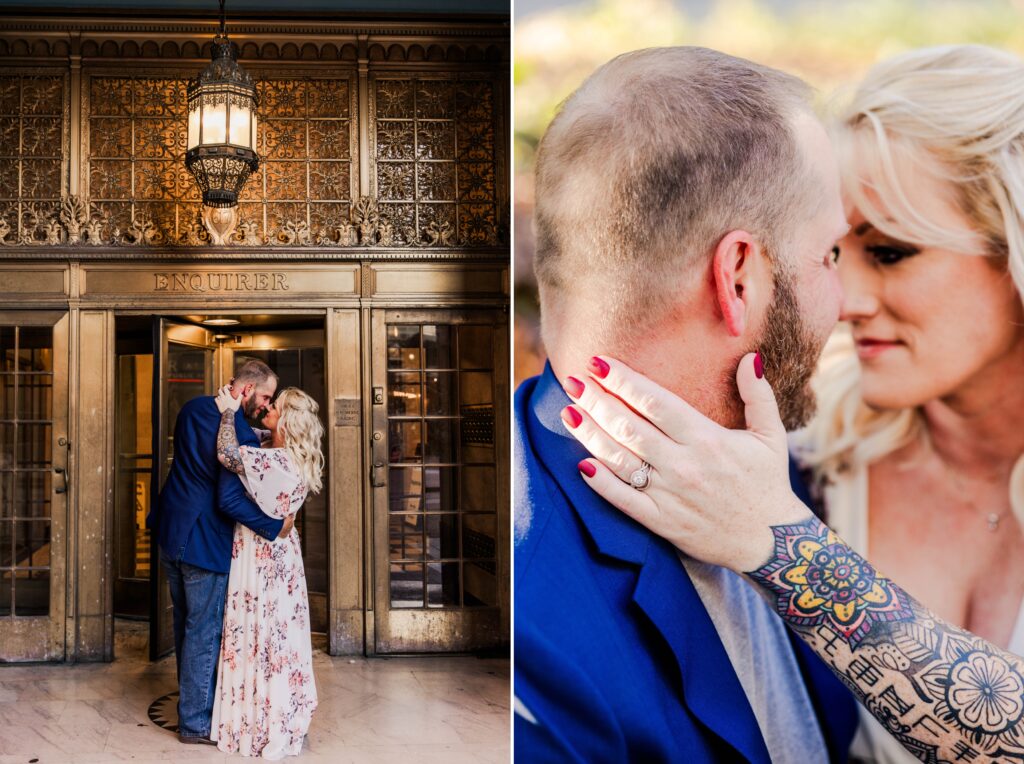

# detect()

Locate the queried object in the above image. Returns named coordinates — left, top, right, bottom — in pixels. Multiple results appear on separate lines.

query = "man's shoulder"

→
left=179, top=395, right=216, bottom=420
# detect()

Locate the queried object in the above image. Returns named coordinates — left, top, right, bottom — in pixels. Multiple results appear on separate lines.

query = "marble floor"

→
left=0, top=621, right=510, bottom=764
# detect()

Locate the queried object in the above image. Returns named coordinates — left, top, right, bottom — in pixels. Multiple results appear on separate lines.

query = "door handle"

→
left=371, top=461, right=386, bottom=488
left=54, top=466, right=68, bottom=495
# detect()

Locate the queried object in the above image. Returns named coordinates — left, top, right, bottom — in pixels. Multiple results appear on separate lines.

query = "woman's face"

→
left=261, top=400, right=281, bottom=431
left=837, top=199, right=1024, bottom=410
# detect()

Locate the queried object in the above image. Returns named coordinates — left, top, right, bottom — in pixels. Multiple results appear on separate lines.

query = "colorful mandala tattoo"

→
left=743, top=515, right=1024, bottom=760
left=748, top=517, right=914, bottom=649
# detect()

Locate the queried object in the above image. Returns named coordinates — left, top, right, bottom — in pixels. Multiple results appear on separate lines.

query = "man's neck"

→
left=547, top=330, right=740, bottom=429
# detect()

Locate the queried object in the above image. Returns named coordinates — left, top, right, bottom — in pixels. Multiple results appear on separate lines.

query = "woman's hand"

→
left=215, top=384, right=242, bottom=414
left=561, top=352, right=813, bottom=573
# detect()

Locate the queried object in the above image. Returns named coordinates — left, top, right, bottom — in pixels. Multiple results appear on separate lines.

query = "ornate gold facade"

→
left=0, top=12, right=509, bottom=663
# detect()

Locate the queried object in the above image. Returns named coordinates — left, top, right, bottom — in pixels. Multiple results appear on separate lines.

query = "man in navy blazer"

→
left=152, top=359, right=292, bottom=744
left=515, top=48, right=858, bottom=761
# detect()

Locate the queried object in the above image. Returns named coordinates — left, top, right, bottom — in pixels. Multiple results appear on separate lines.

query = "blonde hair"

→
left=795, top=44, right=1024, bottom=523
left=534, top=46, right=816, bottom=353
left=275, top=388, right=325, bottom=495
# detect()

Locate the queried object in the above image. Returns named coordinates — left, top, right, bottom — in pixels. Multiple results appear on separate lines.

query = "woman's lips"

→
left=855, top=338, right=902, bottom=360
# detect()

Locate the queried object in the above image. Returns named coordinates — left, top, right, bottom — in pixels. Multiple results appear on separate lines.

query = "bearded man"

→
left=152, top=359, right=294, bottom=745
left=514, top=47, right=857, bottom=762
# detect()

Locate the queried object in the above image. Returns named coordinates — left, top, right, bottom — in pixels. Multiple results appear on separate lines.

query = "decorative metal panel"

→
left=85, top=72, right=357, bottom=247
left=371, top=76, right=500, bottom=248
left=0, top=74, right=67, bottom=246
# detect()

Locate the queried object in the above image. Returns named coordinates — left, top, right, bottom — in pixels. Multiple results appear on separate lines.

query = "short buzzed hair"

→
left=534, top=46, right=815, bottom=347
left=233, top=359, right=277, bottom=388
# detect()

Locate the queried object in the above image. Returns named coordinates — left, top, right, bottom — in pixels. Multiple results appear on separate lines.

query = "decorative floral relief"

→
left=20, top=160, right=60, bottom=200
left=457, top=121, right=495, bottom=162
left=309, top=162, right=349, bottom=201
left=135, top=119, right=182, bottom=160
left=456, top=80, right=494, bottom=121
left=21, top=119, right=61, bottom=157
left=376, top=80, right=414, bottom=119
left=21, top=77, right=62, bottom=116
left=417, top=163, right=455, bottom=202
left=0, top=79, right=19, bottom=114
left=416, top=81, right=455, bottom=119
left=261, top=80, right=306, bottom=119
left=263, top=120, right=307, bottom=161
left=308, top=80, right=348, bottom=119
left=0, top=69, right=500, bottom=249
left=0, top=117, right=18, bottom=153
left=376, top=121, right=414, bottom=161
left=377, top=162, right=414, bottom=201
left=235, top=219, right=263, bottom=246
left=458, top=163, right=495, bottom=203
left=309, top=120, right=349, bottom=160
left=89, top=118, right=132, bottom=158
left=416, top=121, right=455, bottom=161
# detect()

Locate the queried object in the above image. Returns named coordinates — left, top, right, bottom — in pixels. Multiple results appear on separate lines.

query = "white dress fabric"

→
left=823, top=466, right=1024, bottom=764
left=211, top=445, right=317, bottom=759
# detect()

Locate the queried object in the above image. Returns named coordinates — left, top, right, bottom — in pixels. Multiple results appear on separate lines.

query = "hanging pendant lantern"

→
left=185, top=0, right=259, bottom=208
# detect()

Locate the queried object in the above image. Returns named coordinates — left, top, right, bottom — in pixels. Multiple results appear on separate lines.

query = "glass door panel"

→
left=372, top=309, right=507, bottom=652
left=0, top=312, right=68, bottom=661
left=150, top=318, right=215, bottom=660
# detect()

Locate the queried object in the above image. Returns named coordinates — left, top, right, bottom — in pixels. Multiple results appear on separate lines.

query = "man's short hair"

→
left=534, top=46, right=815, bottom=345
left=233, top=359, right=277, bottom=388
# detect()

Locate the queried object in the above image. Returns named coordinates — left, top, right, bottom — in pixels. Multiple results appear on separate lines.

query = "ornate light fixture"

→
left=185, top=0, right=259, bottom=208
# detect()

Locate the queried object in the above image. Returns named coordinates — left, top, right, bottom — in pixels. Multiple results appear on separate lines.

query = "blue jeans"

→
left=161, top=557, right=228, bottom=739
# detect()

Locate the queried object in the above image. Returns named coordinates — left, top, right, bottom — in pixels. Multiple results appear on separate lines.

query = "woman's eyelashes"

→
left=865, top=243, right=919, bottom=265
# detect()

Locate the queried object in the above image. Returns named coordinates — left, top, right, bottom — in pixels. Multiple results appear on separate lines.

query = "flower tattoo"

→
left=749, top=517, right=913, bottom=649
left=944, top=651, right=1024, bottom=735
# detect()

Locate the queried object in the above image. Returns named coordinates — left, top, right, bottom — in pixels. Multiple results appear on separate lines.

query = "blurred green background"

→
left=513, top=0, right=1024, bottom=384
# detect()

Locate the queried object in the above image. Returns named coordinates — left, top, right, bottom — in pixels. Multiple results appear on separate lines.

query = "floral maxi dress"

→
left=211, top=446, right=317, bottom=759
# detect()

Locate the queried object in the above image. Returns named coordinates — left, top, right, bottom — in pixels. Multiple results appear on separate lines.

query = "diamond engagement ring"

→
left=630, top=462, right=652, bottom=491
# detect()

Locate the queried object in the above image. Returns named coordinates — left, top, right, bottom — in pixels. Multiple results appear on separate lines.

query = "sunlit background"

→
left=513, top=0, right=1024, bottom=384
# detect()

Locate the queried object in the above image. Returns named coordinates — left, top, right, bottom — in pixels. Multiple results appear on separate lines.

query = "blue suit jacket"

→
left=514, top=366, right=857, bottom=762
left=153, top=396, right=284, bottom=573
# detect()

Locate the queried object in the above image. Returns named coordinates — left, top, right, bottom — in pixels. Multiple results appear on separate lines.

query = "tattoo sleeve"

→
left=216, top=410, right=245, bottom=475
left=747, top=516, right=1024, bottom=762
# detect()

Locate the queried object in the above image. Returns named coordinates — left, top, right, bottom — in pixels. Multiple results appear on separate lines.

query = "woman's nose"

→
left=838, top=261, right=880, bottom=322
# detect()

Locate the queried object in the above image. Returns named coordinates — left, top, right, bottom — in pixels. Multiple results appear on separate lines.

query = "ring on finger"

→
left=629, top=461, right=653, bottom=491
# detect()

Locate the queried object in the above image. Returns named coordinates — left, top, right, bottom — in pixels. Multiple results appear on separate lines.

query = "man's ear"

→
left=712, top=230, right=767, bottom=338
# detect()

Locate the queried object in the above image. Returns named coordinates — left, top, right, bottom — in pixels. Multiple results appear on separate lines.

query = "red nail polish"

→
left=561, top=406, right=583, bottom=429
left=588, top=356, right=610, bottom=379
left=754, top=351, right=764, bottom=380
left=564, top=376, right=585, bottom=398
left=578, top=460, right=596, bottom=478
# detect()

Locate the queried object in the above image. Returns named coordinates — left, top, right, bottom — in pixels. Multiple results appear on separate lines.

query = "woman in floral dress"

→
left=210, top=385, right=324, bottom=759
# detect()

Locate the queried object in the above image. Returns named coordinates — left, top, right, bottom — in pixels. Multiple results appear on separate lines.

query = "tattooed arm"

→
left=214, top=384, right=246, bottom=475
left=559, top=355, right=1024, bottom=762
left=216, top=409, right=245, bottom=475
left=747, top=515, right=1024, bottom=762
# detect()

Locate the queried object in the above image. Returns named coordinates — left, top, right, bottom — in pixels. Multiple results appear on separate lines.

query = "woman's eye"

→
left=866, top=244, right=918, bottom=265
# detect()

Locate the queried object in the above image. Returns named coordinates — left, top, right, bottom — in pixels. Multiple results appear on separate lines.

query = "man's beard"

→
left=242, top=394, right=260, bottom=419
left=748, top=264, right=828, bottom=431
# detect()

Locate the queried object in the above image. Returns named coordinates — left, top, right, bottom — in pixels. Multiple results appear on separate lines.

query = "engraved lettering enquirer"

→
left=153, top=273, right=290, bottom=292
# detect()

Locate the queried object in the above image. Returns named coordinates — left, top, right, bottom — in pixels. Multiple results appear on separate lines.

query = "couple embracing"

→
left=516, top=45, right=1024, bottom=762
left=152, top=359, right=324, bottom=758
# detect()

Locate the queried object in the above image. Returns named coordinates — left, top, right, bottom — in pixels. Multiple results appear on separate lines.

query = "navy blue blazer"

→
left=153, top=396, right=285, bottom=573
left=514, top=366, right=857, bottom=763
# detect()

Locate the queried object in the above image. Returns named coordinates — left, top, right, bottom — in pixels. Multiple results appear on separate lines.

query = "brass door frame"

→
left=149, top=317, right=217, bottom=659
left=0, top=310, right=69, bottom=661
left=146, top=315, right=334, bottom=657
left=369, top=307, right=508, bottom=653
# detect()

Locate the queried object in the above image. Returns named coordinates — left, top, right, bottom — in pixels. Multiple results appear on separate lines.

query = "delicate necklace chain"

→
left=945, top=465, right=1009, bottom=532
